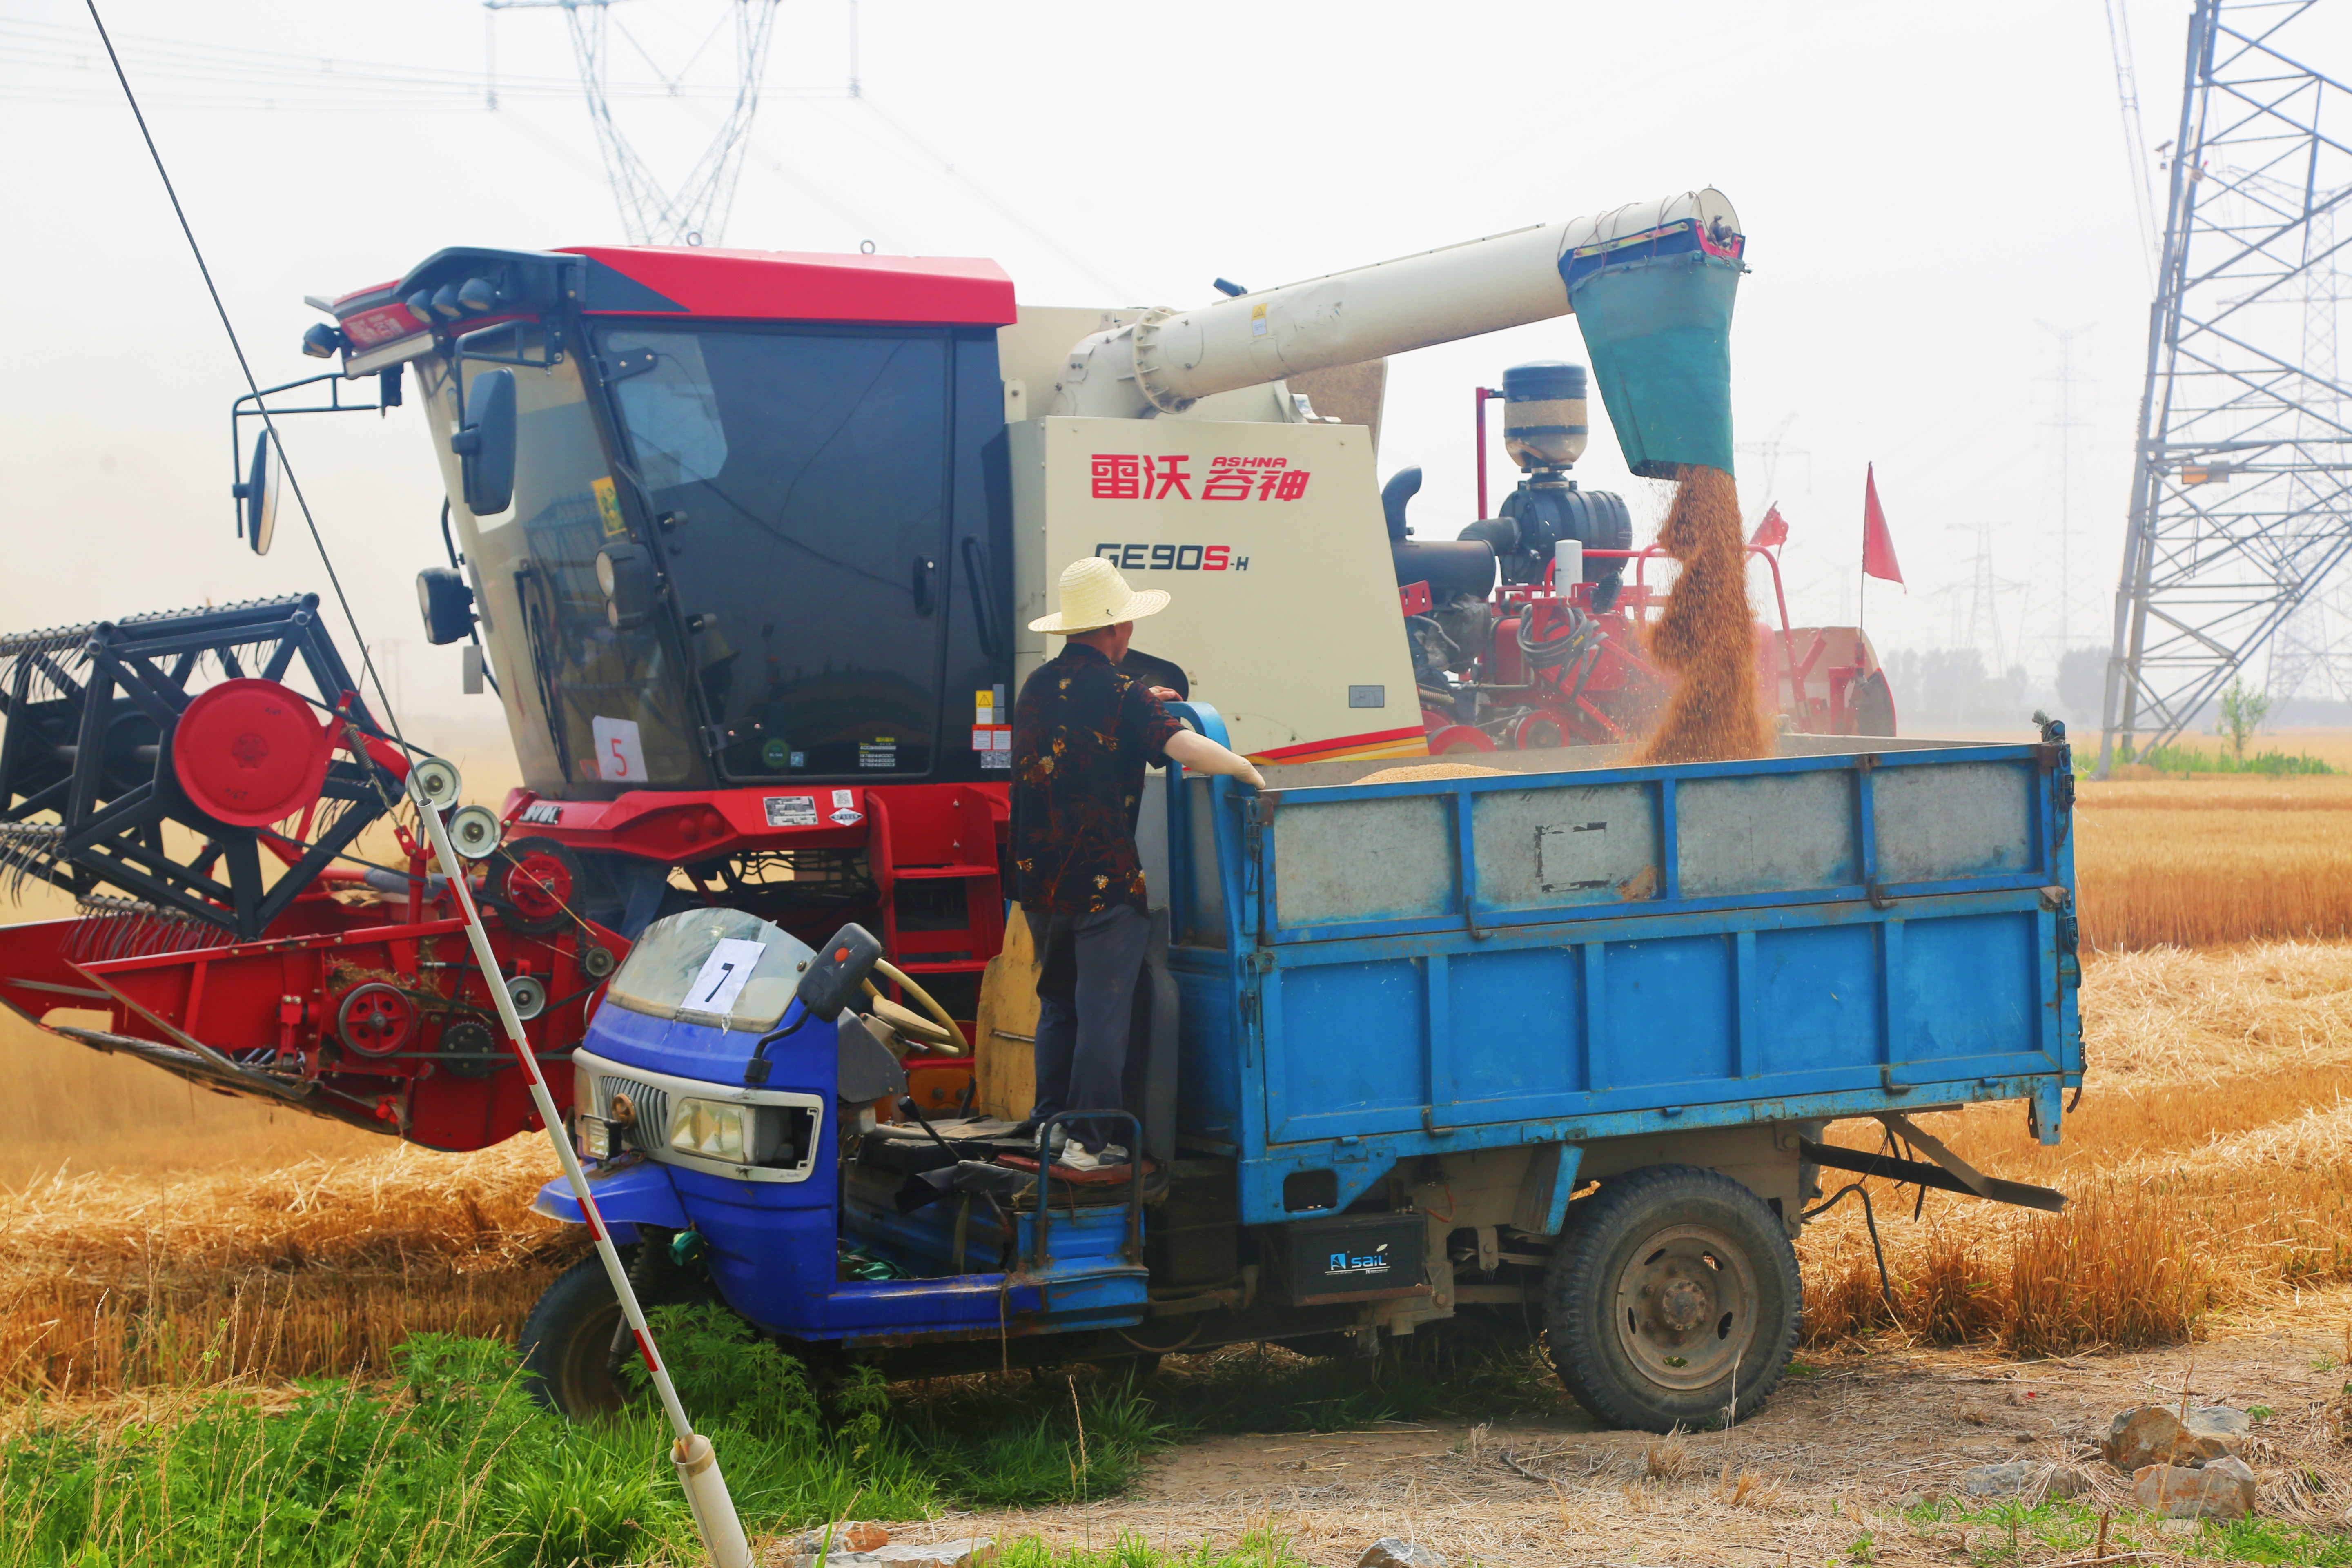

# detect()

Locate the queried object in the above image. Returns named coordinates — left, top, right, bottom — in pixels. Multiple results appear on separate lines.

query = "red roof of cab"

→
left=559, top=246, right=1016, bottom=326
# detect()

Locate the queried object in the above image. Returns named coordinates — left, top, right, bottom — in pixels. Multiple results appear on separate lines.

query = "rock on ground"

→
left=1961, top=1459, right=2088, bottom=1499
left=2103, top=1405, right=2250, bottom=1470
left=778, top=1539, right=994, bottom=1568
left=2133, top=1457, right=2258, bottom=1519
left=1357, top=1541, right=1448, bottom=1568
left=795, top=1525, right=889, bottom=1553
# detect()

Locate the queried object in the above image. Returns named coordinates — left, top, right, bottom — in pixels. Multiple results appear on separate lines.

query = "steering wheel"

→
left=864, top=959, right=967, bottom=1056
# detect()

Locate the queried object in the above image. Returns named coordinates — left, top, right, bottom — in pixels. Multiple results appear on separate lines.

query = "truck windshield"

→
left=604, top=906, right=814, bottom=1033
left=599, top=325, right=952, bottom=781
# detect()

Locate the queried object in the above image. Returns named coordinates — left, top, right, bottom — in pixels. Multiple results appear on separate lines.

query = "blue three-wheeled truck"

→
left=525, top=705, right=2082, bottom=1433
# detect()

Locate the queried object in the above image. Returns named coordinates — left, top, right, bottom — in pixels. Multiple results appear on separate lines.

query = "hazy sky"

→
left=0, top=0, right=2269, bottom=733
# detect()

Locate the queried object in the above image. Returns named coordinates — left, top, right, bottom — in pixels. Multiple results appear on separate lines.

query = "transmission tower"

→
left=1736, top=413, right=1807, bottom=514
left=2267, top=189, right=2352, bottom=702
left=486, top=0, right=782, bottom=246
left=2098, top=0, right=2352, bottom=773
left=1946, top=517, right=2019, bottom=675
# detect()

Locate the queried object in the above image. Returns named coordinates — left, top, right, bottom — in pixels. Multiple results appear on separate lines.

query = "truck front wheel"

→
left=1541, top=1164, right=1801, bottom=1433
left=519, top=1254, right=635, bottom=1419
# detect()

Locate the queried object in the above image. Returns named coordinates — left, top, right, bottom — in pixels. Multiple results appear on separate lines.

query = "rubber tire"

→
left=1541, top=1164, right=1801, bottom=1434
left=519, top=1252, right=636, bottom=1419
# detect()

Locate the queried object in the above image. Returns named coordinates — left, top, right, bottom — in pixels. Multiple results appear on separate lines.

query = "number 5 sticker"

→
left=592, top=716, right=646, bottom=782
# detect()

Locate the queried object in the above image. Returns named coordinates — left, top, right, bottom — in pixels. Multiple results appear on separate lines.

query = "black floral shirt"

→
left=1009, top=642, right=1183, bottom=915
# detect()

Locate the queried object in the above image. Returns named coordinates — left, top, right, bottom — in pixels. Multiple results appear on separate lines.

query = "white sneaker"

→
left=1046, top=1124, right=1069, bottom=1157
left=1059, top=1143, right=1129, bottom=1172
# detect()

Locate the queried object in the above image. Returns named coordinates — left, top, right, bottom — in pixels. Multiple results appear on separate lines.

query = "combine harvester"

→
left=0, top=192, right=2078, bottom=1431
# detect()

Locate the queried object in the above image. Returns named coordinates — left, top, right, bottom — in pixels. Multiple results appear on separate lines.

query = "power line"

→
left=855, top=92, right=1140, bottom=300
left=2033, top=320, right=2095, bottom=657
left=21, top=9, right=1143, bottom=307
left=0, top=15, right=762, bottom=106
left=78, top=0, right=404, bottom=749
left=2103, top=0, right=2161, bottom=289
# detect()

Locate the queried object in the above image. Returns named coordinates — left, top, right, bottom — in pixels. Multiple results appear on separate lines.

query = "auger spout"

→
left=1050, top=187, right=1746, bottom=476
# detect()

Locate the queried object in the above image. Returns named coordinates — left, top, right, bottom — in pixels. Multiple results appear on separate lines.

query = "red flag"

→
left=1748, top=503, right=1788, bottom=550
left=1862, top=464, right=1904, bottom=585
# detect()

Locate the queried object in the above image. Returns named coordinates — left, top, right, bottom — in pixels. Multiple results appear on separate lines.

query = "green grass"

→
left=995, top=1533, right=1311, bottom=1568
left=0, top=1310, right=1554, bottom=1568
left=1902, top=1495, right=2352, bottom=1567
left=2131, top=741, right=2336, bottom=775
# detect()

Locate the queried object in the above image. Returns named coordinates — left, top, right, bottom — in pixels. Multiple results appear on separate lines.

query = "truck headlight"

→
left=670, top=1098, right=768, bottom=1163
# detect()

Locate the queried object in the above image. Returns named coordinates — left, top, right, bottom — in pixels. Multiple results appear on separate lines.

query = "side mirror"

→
left=795, top=923, right=883, bottom=1022
left=232, top=428, right=280, bottom=556
left=451, top=368, right=516, bottom=516
left=416, top=567, right=477, bottom=645
left=595, top=542, right=659, bottom=629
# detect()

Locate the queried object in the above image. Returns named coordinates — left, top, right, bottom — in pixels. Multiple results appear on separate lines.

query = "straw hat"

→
left=1027, top=557, right=1171, bottom=635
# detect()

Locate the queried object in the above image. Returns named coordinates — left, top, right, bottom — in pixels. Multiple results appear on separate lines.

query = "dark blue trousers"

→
left=1024, top=904, right=1149, bottom=1154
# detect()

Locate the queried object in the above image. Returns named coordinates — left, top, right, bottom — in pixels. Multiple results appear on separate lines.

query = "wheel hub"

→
left=506, top=853, right=571, bottom=922
left=1656, top=1277, right=1709, bottom=1332
left=337, top=982, right=420, bottom=1056
left=1613, top=1222, right=1758, bottom=1392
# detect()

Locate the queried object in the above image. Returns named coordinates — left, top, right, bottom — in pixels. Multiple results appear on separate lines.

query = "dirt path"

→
left=927, top=1292, right=2352, bottom=1566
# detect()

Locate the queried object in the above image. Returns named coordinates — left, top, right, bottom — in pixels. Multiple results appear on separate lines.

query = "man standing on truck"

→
left=1012, top=557, right=1266, bottom=1171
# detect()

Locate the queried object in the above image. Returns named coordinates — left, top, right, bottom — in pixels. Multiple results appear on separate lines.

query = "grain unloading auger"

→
left=0, top=189, right=1787, bottom=1154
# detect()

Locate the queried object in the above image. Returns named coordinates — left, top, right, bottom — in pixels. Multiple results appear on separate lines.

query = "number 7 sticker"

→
left=683, top=937, right=767, bottom=1018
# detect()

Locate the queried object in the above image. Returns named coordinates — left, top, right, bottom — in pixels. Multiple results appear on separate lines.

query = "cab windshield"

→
left=430, top=324, right=703, bottom=793
left=599, top=325, right=953, bottom=782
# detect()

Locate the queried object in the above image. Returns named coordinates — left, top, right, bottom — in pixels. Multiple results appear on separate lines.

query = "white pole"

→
left=411, top=775, right=751, bottom=1568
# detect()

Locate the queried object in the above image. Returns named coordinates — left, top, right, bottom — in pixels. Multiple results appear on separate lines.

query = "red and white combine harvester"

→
left=0, top=187, right=1886, bottom=1148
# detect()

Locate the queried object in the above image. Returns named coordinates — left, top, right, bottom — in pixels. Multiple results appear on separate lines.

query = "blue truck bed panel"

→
left=1154, top=713, right=2084, bottom=1226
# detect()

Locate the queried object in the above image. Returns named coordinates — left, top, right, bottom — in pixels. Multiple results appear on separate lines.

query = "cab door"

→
left=597, top=325, right=953, bottom=783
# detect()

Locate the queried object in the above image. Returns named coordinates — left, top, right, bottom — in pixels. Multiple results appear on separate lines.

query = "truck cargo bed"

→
left=1149, top=716, right=2084, bottom=1226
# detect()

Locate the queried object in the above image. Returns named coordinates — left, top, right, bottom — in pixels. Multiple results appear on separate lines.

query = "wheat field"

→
left=1800, top=938, right=2352, bottom=1348
left=2075, top=774, right=2352, bottom=949
left=9, top=937, right=2352, bottom=1392
left=5, top=750, right=2352, bottom=1395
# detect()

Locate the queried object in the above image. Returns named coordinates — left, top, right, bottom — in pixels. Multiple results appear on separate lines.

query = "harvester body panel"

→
left=1007, top=416, right=1423, bottom=764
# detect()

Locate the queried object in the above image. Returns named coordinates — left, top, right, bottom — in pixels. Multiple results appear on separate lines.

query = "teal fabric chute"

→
left=1566, top=251, right=1742, bottom=479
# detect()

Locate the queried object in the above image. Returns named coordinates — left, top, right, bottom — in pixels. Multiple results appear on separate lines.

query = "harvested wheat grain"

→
left=1349, top=763, right=1512, bottom=784
left=1640, top=466, right=1768, bottom=765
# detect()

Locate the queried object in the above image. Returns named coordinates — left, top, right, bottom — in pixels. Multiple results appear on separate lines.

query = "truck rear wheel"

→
left=1541, top=1164, right=1800, bottom=1433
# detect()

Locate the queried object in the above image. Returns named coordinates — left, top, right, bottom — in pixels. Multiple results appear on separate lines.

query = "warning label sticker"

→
left=762, top=796, right=818, bottom=828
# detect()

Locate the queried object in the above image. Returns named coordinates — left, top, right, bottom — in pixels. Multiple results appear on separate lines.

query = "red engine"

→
left=1407, top=547, right=1898, bottom=756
